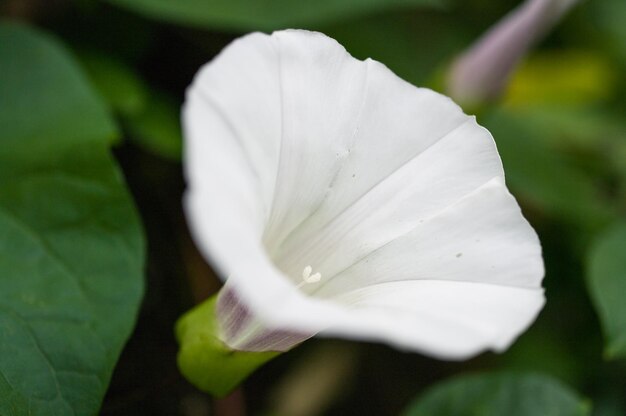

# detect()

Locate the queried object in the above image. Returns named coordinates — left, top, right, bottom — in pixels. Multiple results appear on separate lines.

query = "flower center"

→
left=296, top=265, right=322, bottom=289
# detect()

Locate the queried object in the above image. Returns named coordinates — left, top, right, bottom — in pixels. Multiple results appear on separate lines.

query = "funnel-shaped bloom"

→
left=183, top=30, right=544, bottom=360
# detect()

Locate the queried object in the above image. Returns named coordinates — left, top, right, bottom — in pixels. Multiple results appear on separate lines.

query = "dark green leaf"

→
left=0, top=22, right=144, bottom=415
left=402, top=372, right=590, bottom=416
left=106, top=0, right=445, bottom=31
left=586, top=222, right=626, bottom=359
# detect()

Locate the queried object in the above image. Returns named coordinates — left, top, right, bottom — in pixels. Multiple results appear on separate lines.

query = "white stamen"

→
left=302, top=265, right=313, bottom=280
left=297, top=266, right=322, bottom=288
left=306, top=272, right=321, bottom=283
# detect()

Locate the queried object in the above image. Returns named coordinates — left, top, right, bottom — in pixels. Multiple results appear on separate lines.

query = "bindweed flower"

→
left=183, top=30, right=545, bottom=361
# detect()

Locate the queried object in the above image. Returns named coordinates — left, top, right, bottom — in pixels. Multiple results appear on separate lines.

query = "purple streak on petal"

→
left=236, top=328, right=313, bottom=352
left=216, top=286, right=312, bottom=352
left=216, top=286, right=252, bottom=341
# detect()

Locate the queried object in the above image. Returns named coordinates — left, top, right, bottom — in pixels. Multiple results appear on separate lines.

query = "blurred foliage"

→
left=587, top=0, right=626, bottom=67
left=78, top=50, right=149, bottom=118
left=503, top=51, right=616, bottom=109
left=0, top=22, right=144, bottom=415
left=320, top=11, right=466, bottom=89
left=402, top=372, right=590, bottom=416
left=484, top=109, right=617, bottom=235
left=0, top=0, right=625, bottom=414
left=586, top=223, right=626, bottom=360
left=124, top=90, right=183, bottom=160
left=106, top=0, right=445, bottom=31
left=78, top=50, right=183, bottom=159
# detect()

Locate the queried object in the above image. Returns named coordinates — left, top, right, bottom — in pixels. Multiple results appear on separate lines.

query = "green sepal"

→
left=175, top=294, right=279, bottom=396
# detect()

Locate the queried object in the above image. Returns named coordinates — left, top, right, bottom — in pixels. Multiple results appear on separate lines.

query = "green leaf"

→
left=126, top=91, right=183, bottom=161
left=0, top=21, right=144, bottom=415
left=78, top=51, right=149, bottom=118
left=402, top=372, right=591, bottom=416
left=586, top=222, right=626, bottom=359
left=176, top=295, right=278, bottom=397
left=106, top=0, right=445, bottom=31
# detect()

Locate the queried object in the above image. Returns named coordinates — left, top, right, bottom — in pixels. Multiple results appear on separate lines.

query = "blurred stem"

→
left=448, top=0, right=579, bottom=107
left=267, top=341, right=359, bottom=416
left=215, top=388, right=246, bottom=416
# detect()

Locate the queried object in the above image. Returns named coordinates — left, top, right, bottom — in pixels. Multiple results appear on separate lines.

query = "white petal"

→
left=261, top=30, right=370, bottom=253
left=183, top=29, right=354, bottom=336
left=183, top=29, right=545, bottom=357
left=207, top=177, right=544, bottom=357
left=311, top=178, right=544, bottom=298
left=324, top=280, right=545, bottom=359
left=263, top=35, right=470, bottom=257
left=273, top=116, right=505, bottom=281
left=185, top=32, right=282, bottom=227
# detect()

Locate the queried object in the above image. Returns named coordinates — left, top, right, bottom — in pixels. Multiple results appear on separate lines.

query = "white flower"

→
left=183, top=30, right=545, bottom=360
